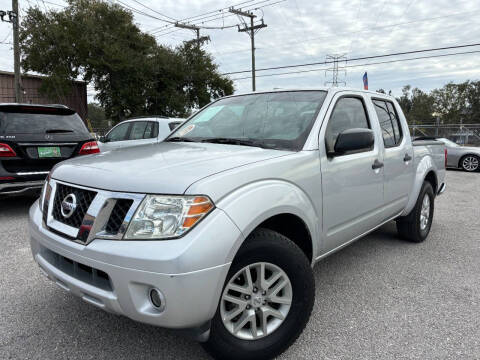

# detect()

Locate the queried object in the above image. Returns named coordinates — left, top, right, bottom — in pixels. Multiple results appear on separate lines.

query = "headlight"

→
left=124, top=195, right=214, bottom=240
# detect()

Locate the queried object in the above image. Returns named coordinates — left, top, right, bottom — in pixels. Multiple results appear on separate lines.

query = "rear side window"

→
left=325, top=97, right=370, bottom=153
left=129, top=121, right=158, bottom=140
left=129, top=121, right=148, bottom=140
left=373, top=100, right=403, bottom=148
left=0, top=111, right=89, bottom=135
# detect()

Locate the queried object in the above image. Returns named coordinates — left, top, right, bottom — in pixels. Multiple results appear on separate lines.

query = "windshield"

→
left=0, top=111, right=89, bottom=135
left=439, top=138, right=460, bottom=147
left=168, top=91, right=327, bottom=151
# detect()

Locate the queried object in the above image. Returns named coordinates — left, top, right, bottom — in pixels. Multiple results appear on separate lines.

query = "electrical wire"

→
left=230, top=49, right=480, bottom=80
left=222, top=42, right=480, bottom=75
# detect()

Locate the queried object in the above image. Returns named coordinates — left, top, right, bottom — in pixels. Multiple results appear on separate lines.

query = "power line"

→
left=151, top=0, right=285, bottom=34
left=230, top=49, right=480, bottom=81
left=213, top=9, right=480, bottom=58
left=129, top=0, right=177, bottom=21
left=110, top=0, right=177, bottom=24
left=222, top=42, right=480, bottom=75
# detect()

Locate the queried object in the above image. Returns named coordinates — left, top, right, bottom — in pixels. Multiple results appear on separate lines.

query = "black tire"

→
left=202, top=228, right=315, bottom=360
left=396, top=181, right=434, bottom=243
left=460, top=154, right=480, bottom=172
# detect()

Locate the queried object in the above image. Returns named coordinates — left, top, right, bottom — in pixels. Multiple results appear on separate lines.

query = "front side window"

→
left=168, top=91, right=327, bottom=151
left=325, top=97, right=370, bottom=153
left=106, top=122, right=130, bottom=142
left=373, top=100, right=403, bottom=148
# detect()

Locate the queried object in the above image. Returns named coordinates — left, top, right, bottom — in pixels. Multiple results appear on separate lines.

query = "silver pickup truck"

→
left=29, top=88, right=446, bottom=360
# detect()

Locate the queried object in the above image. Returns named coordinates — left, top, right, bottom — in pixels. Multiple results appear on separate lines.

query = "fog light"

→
left=149, top=288, right=165, bottom=310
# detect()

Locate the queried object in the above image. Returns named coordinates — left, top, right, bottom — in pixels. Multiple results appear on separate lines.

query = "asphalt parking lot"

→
left=1, top=170, right=479, bottom=359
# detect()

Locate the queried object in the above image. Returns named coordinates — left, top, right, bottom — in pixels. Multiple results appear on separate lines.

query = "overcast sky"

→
left=1, top=0, right=479, bottom=101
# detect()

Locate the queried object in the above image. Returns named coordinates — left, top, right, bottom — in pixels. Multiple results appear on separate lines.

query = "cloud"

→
left=1, top=0, right=479, bottom=100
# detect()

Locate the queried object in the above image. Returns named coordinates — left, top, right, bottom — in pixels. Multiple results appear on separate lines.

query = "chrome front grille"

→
left=52, top=183, right=97, bottom=228
left=43, top=179, right=144, bottom=244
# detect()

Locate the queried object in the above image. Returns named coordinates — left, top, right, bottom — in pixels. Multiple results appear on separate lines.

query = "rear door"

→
left=320, top=93, right=385, bottom=252
left=372, top=98, right=413, bottom=216
left=127, top=121, right=159, bottom=147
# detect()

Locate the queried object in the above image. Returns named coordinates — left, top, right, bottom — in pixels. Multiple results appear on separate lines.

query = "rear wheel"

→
left=396, top=181, right=434, bottom=243
left=460, top=155, right=479, bottom=172
left=202, top=228, right=314, bottom=360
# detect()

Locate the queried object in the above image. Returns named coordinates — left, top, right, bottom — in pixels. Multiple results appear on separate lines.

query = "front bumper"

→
left=29, top=200, right=243, bottom=330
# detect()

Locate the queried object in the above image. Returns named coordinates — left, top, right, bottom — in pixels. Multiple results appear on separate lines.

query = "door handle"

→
left=403, top=153, right=412, bottom=162
left=372, top=159, right=384, bottom=170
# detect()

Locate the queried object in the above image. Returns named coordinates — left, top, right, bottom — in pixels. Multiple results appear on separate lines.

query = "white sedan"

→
left=98, top=117, right=184, bottom=152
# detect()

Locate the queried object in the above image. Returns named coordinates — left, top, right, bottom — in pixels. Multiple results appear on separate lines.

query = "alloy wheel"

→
left=220, top=262, right=293, bottom=340
left=419, top=194, right=431, bottom=231
left=462, top=156, right=479, bottom=171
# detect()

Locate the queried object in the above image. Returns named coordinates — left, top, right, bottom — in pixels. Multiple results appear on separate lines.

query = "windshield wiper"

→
left=200, top=137, right=268, bottom=148
left=165, top=137, right=197, bottom=142
left=45, top=129, right=73, bottom=134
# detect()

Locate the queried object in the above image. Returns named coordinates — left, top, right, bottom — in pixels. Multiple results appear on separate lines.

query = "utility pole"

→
left=229, top=7, right=267, bottom=92
left=1, top=1, right=22, bottom=102
left=175, top=22, right=210, bottom=48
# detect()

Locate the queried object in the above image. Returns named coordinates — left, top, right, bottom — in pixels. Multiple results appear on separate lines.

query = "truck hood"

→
left=52, top=142, right=292, bottom=194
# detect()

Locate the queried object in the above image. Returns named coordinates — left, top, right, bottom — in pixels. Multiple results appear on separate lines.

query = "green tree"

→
left=396, top=85, right=435, bottom=124
left=20, top=0, right=233, bottom=122
left=87, top=103, right=107, bottom=129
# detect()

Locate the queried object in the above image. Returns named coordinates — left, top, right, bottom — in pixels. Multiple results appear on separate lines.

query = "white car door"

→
left=98, top=122, right=131, bottom=152
left=127, top=121, right=159, bottom=147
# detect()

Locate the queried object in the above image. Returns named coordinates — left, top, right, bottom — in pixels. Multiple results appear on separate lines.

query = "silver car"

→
left=439, top=138, right=480, bottom=172
left=30, top=89, right=446, bottom=359
left=98, top=117, right=184, bottom=152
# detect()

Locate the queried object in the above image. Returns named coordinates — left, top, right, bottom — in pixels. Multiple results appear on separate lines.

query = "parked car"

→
left=97, top=116, right=184, bottom=152
left=438, top=137, right=480, bottom=172
left=0, top=103, right=99, bottom=196
left=30, top=89, right=446, bottom=359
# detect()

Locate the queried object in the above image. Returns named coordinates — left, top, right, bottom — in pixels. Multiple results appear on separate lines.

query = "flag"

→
left=363, top=72, right=368, bottom=90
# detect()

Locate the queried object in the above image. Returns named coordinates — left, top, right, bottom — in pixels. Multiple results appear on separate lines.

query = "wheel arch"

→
left=402, top=156, right=438, bottom=216
left=217, top=180, right=320, bottom=265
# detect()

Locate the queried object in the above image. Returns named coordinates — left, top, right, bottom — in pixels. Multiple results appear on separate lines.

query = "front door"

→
left=320, top=94, right=384, bottom=253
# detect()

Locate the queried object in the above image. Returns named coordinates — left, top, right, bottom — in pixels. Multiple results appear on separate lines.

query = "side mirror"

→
left=99, top=136, right=107, bottom=143
left=332, top=128, right=374, bottom=156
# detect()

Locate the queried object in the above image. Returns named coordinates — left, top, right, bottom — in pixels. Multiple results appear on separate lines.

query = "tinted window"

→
left=325, top=97, right=370, bottom=152
left=107, top=122, right=130, bottom=142
left=143, top=122, right=157, bottom=139
left=373, top=100, right=402, bottom=147
left=129, top=121, right=148, bottom=140
left=169, top=91, right=327, bottom=151
left=373, top=100, right=395, bottom=147
left=0, top=112, right=89, bottom=135
left=387, top=102, right=402, bottom=145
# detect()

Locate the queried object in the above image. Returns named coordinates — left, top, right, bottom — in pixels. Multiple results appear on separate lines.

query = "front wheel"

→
left=202, top=228, right=314, bottom=360
left=396, top=181, right=434, bottom=243
left=461, top=155, right=479, bottom=172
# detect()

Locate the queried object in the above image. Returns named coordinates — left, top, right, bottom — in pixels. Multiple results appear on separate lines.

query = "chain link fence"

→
left=409, top=123, right=480, bottom=146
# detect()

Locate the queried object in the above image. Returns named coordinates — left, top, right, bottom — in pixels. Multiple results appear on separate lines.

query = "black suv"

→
left=0, top=103, right=99, bottom=196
